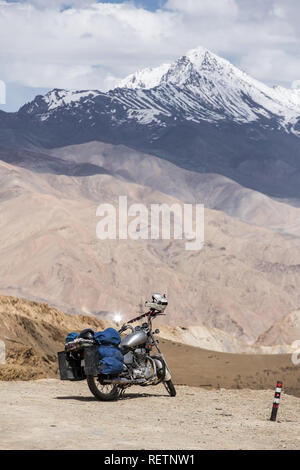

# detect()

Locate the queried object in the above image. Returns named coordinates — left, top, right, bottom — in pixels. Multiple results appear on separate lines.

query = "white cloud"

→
left=292, top=80, right=300, bottom=89
left=13, top=0, right=96, bottom=9
left=165, top=0, right=238, bottom=19
left=0, top=2, right=178, bottom=90
left=0, top=0, right=299, bottom=96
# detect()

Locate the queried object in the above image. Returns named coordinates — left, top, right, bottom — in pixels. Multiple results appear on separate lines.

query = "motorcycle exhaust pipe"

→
left=103, top=378, right=147, bottom=385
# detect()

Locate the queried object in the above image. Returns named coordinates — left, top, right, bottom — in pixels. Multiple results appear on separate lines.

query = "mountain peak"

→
left=116, top=63, right=170, bottom=90
left=185, top=46, right=215, bottom=66
left=116, top=46, right=234, bottom=91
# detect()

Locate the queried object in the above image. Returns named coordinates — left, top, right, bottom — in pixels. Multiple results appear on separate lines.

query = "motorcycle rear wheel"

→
left=87, top=375, right=120, bottom=401
left=164, top=379, right=176, bottom=397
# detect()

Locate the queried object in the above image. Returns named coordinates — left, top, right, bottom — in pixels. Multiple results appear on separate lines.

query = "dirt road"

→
left=0, top=379, right=300, bottom=450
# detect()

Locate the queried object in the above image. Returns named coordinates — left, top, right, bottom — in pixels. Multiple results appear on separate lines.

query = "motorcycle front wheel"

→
left=164, top=379, right=176, bottom=397
left=87, top=375, right=120, bottom=401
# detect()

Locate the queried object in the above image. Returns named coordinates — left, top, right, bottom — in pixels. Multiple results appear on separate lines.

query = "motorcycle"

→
left=58, top=293, right=176, bottom=400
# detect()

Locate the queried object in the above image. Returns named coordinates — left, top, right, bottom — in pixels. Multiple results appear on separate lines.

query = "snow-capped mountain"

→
left=20, top=46, right=300, bottom=131
left=115, top=46, right=300, bottom=130
left=117, top=46, right=300, bottom=123
left=1, top=46, right=300, bottom=199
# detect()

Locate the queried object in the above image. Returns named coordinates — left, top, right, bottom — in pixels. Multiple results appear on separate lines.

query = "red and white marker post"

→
left=270, top=381, right=282, bottom=422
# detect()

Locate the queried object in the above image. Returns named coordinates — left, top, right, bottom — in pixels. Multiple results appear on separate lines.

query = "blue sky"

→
left=4, top=0, right=168, bottom=11
left=1, top=0, right=300, bottom=112
left=99, top=0, right=167, bottom=10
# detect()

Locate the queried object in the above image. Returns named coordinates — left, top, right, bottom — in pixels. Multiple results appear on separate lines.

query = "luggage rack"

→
left=64, top=338, right=95, bottom=352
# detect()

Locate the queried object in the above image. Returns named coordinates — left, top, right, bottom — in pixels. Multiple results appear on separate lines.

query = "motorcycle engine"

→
left=126, top=348, right=153, bottom=380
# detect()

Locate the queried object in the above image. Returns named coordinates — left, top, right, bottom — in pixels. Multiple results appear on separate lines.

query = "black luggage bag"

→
left=58, top=344, right=101, bottom=381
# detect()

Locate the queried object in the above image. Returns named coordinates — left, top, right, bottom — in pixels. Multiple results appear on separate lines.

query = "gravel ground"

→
left=0, top=379, right=300, bottom=450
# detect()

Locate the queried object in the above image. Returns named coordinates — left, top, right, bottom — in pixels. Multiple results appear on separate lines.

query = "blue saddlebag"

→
left=94, top=328, right=124, bottom=375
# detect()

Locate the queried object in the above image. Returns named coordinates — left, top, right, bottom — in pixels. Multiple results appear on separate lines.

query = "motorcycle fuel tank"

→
left=121, top=330, right=147, bottom=349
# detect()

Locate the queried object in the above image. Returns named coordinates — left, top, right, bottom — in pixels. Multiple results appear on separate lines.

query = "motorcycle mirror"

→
left=118, top=324, right=126, bottom=333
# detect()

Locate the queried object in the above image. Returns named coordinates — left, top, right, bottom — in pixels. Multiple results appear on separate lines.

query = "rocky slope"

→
left=158, top=325, right=296, bottom=354
left=0, top=294, right=108, bottom=380
left=256, top=309, right=300, bottom=347
left=50, top=140, right=300, bottom=236
left=2, top=159, right=300, bottom=342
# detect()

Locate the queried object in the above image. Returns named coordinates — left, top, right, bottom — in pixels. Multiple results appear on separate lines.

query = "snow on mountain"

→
left=272, top=85, right=300, bottom=110
left=18, top=46, right=300, bottom=134
left=23, top=88, right=101, bottom=116
left=117, top=63, right=170, bottom=90
left=114, top=46, right=300, bottom=128
left=44, top=89, right=100, bottom=110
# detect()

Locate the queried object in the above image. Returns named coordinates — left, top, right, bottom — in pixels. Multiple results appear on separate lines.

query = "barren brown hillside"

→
left=256, top=309, right=300, bottom=347
left=52, top=141, right=300, bottom=235
left=0, top=294, right=108, bottom=380
left=2, top=159, right=300, bottom=342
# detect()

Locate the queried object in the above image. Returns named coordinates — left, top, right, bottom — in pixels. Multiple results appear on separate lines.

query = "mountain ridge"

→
left=1, top=46, right=300, bottom=200
left=2, top=157, right=300, bottom=343
left=19, top=46, right=300, bottom=130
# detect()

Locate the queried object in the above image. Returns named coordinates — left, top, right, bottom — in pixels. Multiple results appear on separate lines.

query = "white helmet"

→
left=145, top=293, right=168, bottom=312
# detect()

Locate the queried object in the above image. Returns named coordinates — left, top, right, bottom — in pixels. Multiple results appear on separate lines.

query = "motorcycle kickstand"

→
left=119, top=386, right=128, bottom=398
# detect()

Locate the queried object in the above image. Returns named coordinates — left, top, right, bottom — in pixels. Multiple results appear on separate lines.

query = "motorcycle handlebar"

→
left=118, top=310, right=166, bottom=334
